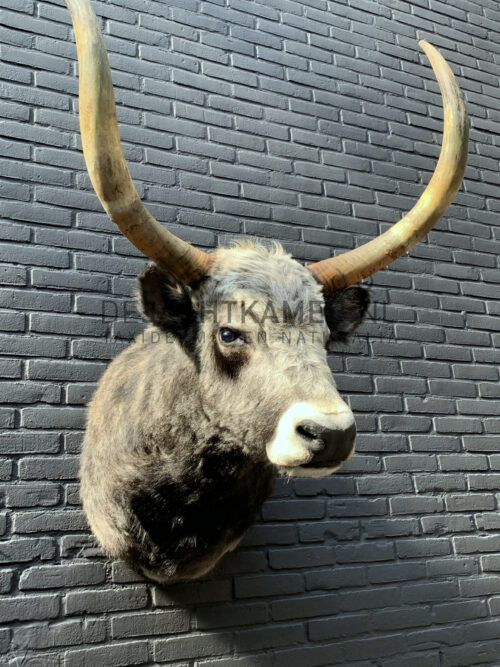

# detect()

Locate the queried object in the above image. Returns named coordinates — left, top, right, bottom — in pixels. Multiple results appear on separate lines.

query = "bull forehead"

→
left=201, top=242, right=325, bottom=321
left=198, top=243, right=340, bottom=421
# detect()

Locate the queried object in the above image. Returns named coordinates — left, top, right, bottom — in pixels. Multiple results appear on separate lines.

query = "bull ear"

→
left=137, top=264, right=198, bottom=355
left=324, top=286, right=370, bottom=344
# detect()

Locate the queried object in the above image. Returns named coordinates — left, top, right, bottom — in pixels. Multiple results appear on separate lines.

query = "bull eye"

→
left=219, top=327, right=244, bottom=346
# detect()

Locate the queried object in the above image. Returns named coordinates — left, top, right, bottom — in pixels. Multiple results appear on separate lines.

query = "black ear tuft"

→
left=137, top=264, right=198, bottom=354
left=324, top=286, right=370, bottom=344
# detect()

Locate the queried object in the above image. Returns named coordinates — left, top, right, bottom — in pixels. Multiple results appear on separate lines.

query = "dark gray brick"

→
left=195, top=601, right=269, bottom=629
left=0, top=334, right=67, bottom=358
left=482, top=555, right=500, bottom=571
left=435, top=417, right=483, bottom=435
left=446, top=493, right=496, bottom=512
left=240, top=151, right=293, bottom=174
left=0, top=568, right=14, bottom=595
left=153, top=578, right=232, bottom=606
left=0, top=359, right=22, bottom=378
left=477, top=425, right=500, bottom=447
left=144, top=112, right=206, bottom=141
left=28, top=360, right=105, bottom=382
left=71, top=339, right=129, bottom=361
left=357, top=474, right=413, bottom=495
left=13, top=508, right=86, bottom=533
left=111, top=610, right=189, bottom=638
left=0, top=594, right=59, bottom=623
left=439, top=454, right=488, bottom=472
left=241, top=523, right=296, bottom=547
left=2, top=482, right=60, bottom=507
left=198, top=657, right=271, bottom=667
left=454, top=535, right=500, bottom=555
left=422, top=514, right=475, bottom=535
left=31, top=269, right=108, bottom=292
left=269, top=546, right=333, bottom=569
left=271, top=594, right=339, bottom=622
left=1, top=119, right=71, bottom=148
left=368, top=562, right=426, bottom=584
left=202, top=31, right=255, bottom=57
left=174, top=102, right=231, bottom=131
left=0, top=536, right=55, bottom=563
left=110, top=561, right=146, bottom=585
left=0, top=243, right=70, bottom=269
left=338, top=586, right=401, bottom=614
left=214, top=197, right=271, bottom=220
left=305, top=566, right=366, bottom=593
left=64, top=587, right=149, bottom=616
left=335, top=541, right=394, bottom=564
left=172, top=36, right=228, bottom=65
left=63, top=641, right=149, bottom=667
left=0, top=309, right=25, bottom=332
left=235, top=573, right=304, bottom=599
left=19, top=563, right=105, bottom=590
left=66, top=383, right=96, bottom=405
left=262, top=499, right=325, bottom=521
left=12, top=618, right=106, bottom=651
left=234, top=622, right=305, bottom=652
left=1, top=0, right=500, bottom=662
left=0, top=381, right=59, bottom=404
left=19, top=456, right=79, bottom=481
left=402, top=581, right=458, bottom=605
left=154, top=632, right=232, bottom=662
left=328, top=497, right=387, bottom=517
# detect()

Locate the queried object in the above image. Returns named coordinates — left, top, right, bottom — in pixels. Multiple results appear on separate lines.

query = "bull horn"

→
left=308, top=41, right=469, bottom=294
left=65, top=0, right=213, bottom=284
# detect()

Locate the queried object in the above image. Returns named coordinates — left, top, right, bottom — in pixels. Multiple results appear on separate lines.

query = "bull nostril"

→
left=296, top=423, right=318, bottom=441
left=296, top=420, right=324, bottom=441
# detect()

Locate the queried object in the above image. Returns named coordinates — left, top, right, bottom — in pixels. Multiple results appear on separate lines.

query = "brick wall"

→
left=1, top=0, right=500, bottom=664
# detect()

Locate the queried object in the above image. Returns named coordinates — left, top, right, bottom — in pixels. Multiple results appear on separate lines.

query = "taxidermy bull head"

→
left=66, top=0, right=468, bottom=582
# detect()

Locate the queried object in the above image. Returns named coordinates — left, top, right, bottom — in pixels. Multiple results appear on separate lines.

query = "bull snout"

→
left=266, top=401, right=356, bottom=476
left=297, top=419, right=356, bottom=469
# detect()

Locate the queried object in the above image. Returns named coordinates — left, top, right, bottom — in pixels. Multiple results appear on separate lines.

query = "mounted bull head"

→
left=66, top=0, right=468, bottom=582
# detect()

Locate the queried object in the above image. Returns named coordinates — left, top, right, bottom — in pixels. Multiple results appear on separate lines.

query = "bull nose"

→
left=297, top=420, right=356, bottom=468
left=265, top=400, right=356, bottom=470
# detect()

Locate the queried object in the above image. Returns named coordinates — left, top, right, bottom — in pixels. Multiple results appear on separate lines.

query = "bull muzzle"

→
left=266, top=401, right=356, bottom=476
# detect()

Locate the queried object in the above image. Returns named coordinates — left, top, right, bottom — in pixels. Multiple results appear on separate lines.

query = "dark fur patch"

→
left=324, top=286, right=370, bottom=344
left=212, top=333, right=248, bottom=379
left=128, top=446, right=274, bottom=578
left=138, top=264, right=198, bottom=356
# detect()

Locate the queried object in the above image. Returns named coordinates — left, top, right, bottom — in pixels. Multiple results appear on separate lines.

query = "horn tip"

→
left=418, top=39, right=437, bottom=57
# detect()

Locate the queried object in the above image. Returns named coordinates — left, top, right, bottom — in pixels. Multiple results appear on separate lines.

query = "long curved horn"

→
left=308, top=41, right=468, bottom=294
left=65, top=0, right=212, bottom=284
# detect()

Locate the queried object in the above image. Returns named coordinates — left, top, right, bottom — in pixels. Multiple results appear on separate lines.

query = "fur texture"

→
left=80, top=243, right=369, bottom=582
